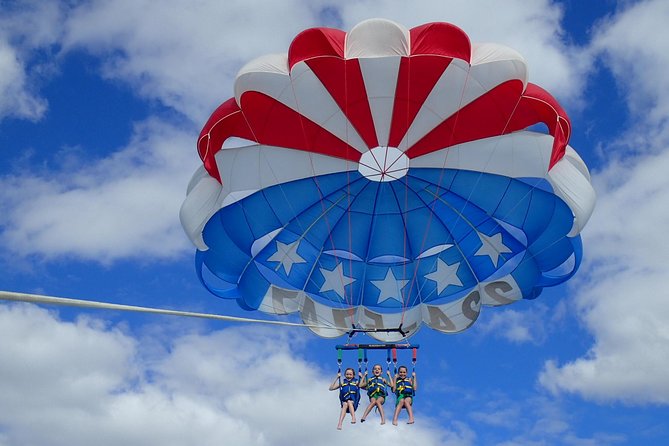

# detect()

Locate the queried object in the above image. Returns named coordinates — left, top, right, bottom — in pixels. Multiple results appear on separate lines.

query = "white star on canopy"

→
left=425, top=258, right=463, bottom=294
left=372, top=269, right=409, bottom=304
left=267, top=240, right=306, bottom=275
left=475, top=232, right=512, bottom=267
left=319, top=263, right=356, bottom=298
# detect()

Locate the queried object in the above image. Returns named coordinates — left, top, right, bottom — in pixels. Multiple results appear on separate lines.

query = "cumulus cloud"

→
left=588, top=0, right=669, bottom=129
left=0, top=1, right=66, bottom=122
left=468, top=394, right=626, bottom=446
left=538, top=0, right=669, bottom=404
left=55, top=0, right=590, bottom=122
left=539, top=149, right=669, bottom=404
left=61, top=0, right=329, bottom=123
left=0, top=120, right=198, bottom=263
left=0, top=303, right=471, bottom=446
left=475, top=305, right=551, bottom=345
left=0, top=37, right=47, bottom=121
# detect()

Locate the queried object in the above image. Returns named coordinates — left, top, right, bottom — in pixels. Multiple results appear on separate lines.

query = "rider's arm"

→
left=329, top=374, right=341, bottom=391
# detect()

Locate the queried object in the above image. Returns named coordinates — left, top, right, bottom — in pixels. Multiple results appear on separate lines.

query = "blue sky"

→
left=1, top=1, right=669, bottom=445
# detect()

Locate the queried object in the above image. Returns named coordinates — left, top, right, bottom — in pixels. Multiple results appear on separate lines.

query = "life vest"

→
left=395, top=377, right=414, bottom=397
left=339, top=378, right=360, bottom=403
left=366, top=376, right=387, bottom=398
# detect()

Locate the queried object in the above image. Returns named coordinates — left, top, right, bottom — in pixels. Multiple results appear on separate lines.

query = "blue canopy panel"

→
left=197, top=168, right=580, bottom=315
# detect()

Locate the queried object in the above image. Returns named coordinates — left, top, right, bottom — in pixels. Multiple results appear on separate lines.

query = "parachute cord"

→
left=402, top=59, right=518, bottom=306
left=233, top=102, right=338, bottom=328
left=0, top=290, right=336, bottom=331
left=404, top=60, right=527, bottom=306
left=444, top=94, right=525, bottom=267
left=287, top=69, right=357, bottom=325
left=401, top=58, right=474, bottom=312
left=409, top=86, right=531, bottom=306
left=220, top=97, right=403, bottom=334
left=345, top=61, right=356, bottom=325
left=400, top=55, right=412, bottom=327
left=465, top=93, right=577, bottom=284
left=392, top=347, right=398, bottom=375
left=432, top=75, right=557, bottom=295
left=412, top=347, right=417, bottom=374
left=358, top=347, right=364, bottom=375
left=242, top=165, right=366, bottom=332
left=402, top=173, right=412, bottom=325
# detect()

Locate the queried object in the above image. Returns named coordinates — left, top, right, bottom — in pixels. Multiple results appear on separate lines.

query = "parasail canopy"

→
left=180, top=19, right=596, bottom=342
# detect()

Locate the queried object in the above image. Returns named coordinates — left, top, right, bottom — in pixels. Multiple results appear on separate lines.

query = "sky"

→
left=1, top=0, right=669, bottom=445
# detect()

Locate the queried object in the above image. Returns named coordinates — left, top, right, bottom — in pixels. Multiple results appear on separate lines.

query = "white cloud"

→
left=61, top=0, right=328, bottom=123
left=464, top=392, right=626, bottom=445
left=589, top=0, right=669, bottom=128
left=539, top=0, right=669, bottom=405
left=0, top=1, right=66, bottom=122
left=0, top=303, right=472, bottom=446
left=0, top=119, right=198, bottom=263
left=539, top=150, right=669, bottom=404
left=0, top=37, right=47, bottom=121
left=0, top=1, right=64, bottom=48
left=475, top=305, right=549, bottom=344
left=56, top=0, right=591, bottom=122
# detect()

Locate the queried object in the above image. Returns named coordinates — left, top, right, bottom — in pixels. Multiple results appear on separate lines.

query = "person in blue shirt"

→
left=389, top=365, right=417, bottom=425
left=359, top=364, right=391, bottom=424
left=329, top=367, right=362, bottom=430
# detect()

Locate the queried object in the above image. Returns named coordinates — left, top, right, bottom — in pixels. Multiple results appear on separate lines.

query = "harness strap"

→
left=337, top=348, right=342, bottom=387
left=363, top=348, right=368, bottom=375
